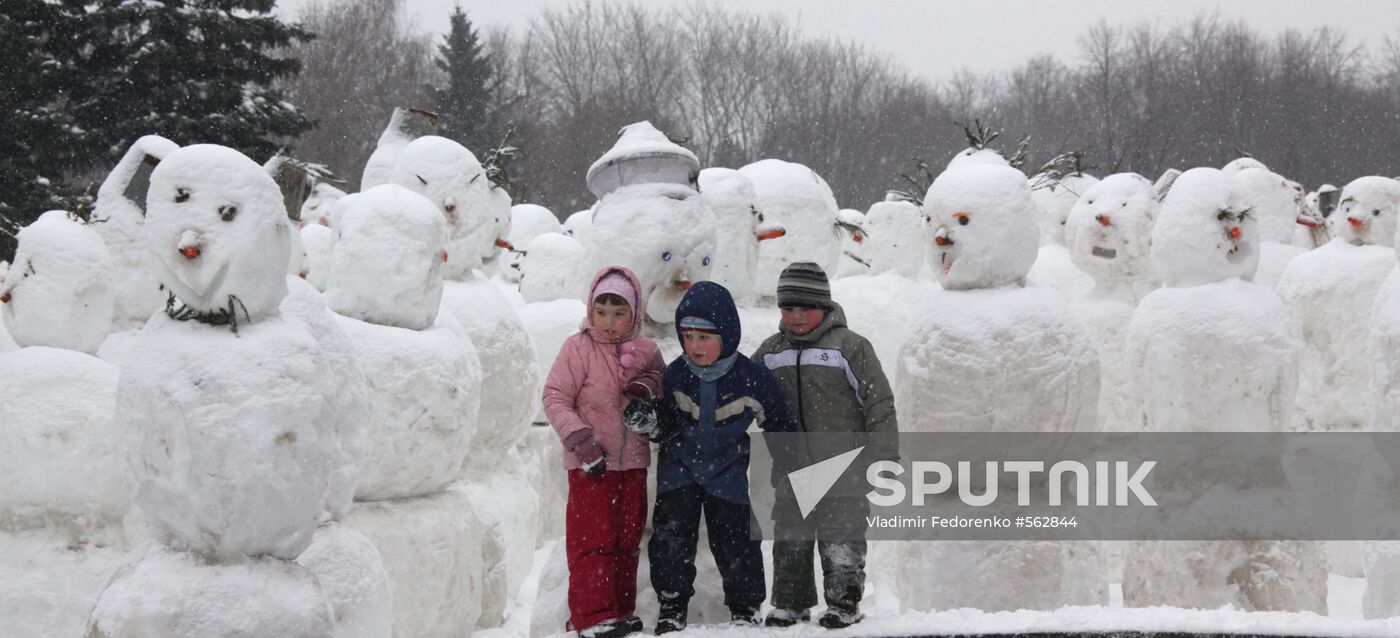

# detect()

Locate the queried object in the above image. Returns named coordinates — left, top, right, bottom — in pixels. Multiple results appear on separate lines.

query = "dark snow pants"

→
left=567, top=468, right=648, bottom=631
left=770, top=496, right=868, bottom=611
left=647, top=484, right=765, bottom=610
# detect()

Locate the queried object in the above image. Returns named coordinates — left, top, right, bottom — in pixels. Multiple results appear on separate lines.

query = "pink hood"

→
left=580, top=266, right=646, bottom=342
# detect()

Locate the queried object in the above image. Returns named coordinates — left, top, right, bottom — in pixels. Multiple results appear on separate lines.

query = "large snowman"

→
left=1363, top=196, right=1400, bottom=619
left=1063, top=173, right=1162, bottom=431
left=87, top=145, right=355, bottom=635
left=1121, top=167, right=1326, bottom=613
left=1026, top=169, right=1099, bottom=301
left=1232, top=164, right=1310, bottom=289
left=1277, top=176, right=1400, bottom=431
left=89, top=135, right=181, bottom=331
left=893, top=163, right=1102, bottom=613
left=0, top=212, right=128, bottom=637
left=697, top=167, right=785, bottom=305
left=739, top=159, right=841, bottom=300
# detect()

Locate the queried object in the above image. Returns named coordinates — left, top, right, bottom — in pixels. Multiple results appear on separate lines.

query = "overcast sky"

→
left=276, top=0, right=1400, bottom=81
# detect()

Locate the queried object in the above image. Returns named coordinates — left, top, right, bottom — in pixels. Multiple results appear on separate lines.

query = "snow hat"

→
left=678, top=316, right=720, bottom=333
left=776, top=261, right=831, bottom=309
left=592, top=271, right=637, bottom=309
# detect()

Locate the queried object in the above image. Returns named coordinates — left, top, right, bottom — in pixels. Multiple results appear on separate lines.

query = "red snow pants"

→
left=566, top=468, right=648, bottom=631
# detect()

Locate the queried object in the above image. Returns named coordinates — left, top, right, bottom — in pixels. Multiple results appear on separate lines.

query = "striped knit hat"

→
left=776, top=261, right=832, bottom=309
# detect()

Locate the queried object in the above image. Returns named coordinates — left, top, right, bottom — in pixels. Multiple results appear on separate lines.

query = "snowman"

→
left=520, top=232, right=586, bottom=304
left=300, top=222, right=336, bottom=292
left=739, top=159, right=840, bottom=300
left=87, top=144, right=351, bottom=634
left=1121, top=167, right=1326, bottom=613
left=1364, top=197, right=1400, bottom=618
left=1064, top=173, right=1162, bottom=431
left=1277, top=176, right=1400, bottom=431
left=391, top=135, right=512, bottom=279
left=503, top=203, right=563, bottom=284
left=1026, top=169, right=1099, bottom=300
left=697, top=167, right=786, bottom=305
left=362, top=107, right=438, bottom=190
left=1232, top=165, right=1310, bottom=289
left=89, top=135, right=181, bottom=331
left=0, top=212, right=128, bottom=637
left=893, top=163, right=1102, bottom=612
left=0, top=260, right=13, bottom=352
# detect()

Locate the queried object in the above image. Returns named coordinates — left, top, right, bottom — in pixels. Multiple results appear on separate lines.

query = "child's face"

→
left=682, top=329, right=722, bottom=366
left=591, top=300, right=632, bottom=340
left=780, top=306, right=826, bottom=336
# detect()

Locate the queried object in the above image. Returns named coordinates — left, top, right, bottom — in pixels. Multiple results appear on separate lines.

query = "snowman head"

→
left=586, top=183, right=716, bottom=323
left=865, top=201, right=926, bottom=277
left=1030, top=173, right=1099, bottom=246
left=698, top=168, right=761, bottom=230
left=145, top=144, right=290, bottom=323
left=1150, top=167, right=1259, bottom=287
left=325, top=184, right=447, bottom=330
left=1065, top=173, right=1159, bottom=287
left=1222, top=157, right=1268, bottom=175
left=946, top=147, right=1009, bottom=171
left=1, top=211, right=114, bottom=353
left=1232, top=167, right=1301, bottom=244
left=1336, top=176, right=1400, bottom=248
left=922, top=164, right=1039, bottom=290
left=391, top=136, right=506, bottom=278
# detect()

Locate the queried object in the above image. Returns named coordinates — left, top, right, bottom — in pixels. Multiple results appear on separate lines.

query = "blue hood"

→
left=673, top=281, right=741, bottom=360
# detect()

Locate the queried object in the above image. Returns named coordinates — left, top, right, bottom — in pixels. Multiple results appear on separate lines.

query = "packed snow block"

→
left=583, top=183, right=716, bottom=325
left=339, top=312, right=479, bottom=501
left=0, top=524, right=127, bottom=638
left=1363, top=542, right=1400, bottom=618
left=1278, top=240, right=1396, bottom=430
left=1026, top=244, right=1094, bottom=301
left=896, top=286, right=1099, bottom=434
left=296, top=524, right=393, bottom=638
left=450, top=476, right=540, bottom=629
left=897, top=540, right=1107, bottom=612
left=344, top=490, right=483, bottom=638
left=1256, top=241, right=1309, bottom=291
left=698, top=168, right=764, bottom=303
left=87, top=546, right=335, bottom=637
left=865, top=201, right=927, bottom=278
left=390, top=136, right=509, bottom=278
left=520, top=233, right=586, bottom=303
left=281, top=277, right=370, bottom=521
left=325, top=185, right=448, bottom=331
left=831, top=273, right=941, bottom=396
left=90, top=135, right=181, bottom=331
left=519, top=297, right=586, bottom=425
left=739, top=159, right=841, bottom=298
left=121, top=313, right=341, bottom=560
left=1371, top=268, right=1400, bottom=434
left=1070, top=296, right=1139, bottom=432
left=518, top=426, right=568, bottom=544
left=1123, top=540, right=1327, bottom=613
left=3, top=211, right=115, bottom=354
left=0, top=346, right=123, bottom=531
left=442, top=277, right=541, bottom=474
left=362, top=107, right=438, bottom=191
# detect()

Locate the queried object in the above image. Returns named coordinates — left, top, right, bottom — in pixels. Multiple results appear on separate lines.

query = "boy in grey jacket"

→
left=752, top=262, right=898, bottom=629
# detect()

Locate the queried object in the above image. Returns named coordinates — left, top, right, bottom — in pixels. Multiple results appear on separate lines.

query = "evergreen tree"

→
left=430, top=5, right=497, bottom=154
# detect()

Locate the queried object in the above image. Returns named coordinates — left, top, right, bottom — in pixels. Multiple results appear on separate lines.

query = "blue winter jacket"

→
left=656, top=282, right=795, bottom=504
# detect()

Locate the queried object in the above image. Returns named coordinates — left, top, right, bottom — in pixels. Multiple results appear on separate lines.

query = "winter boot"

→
left=818, top=603, right=863, bottom=629
left=654, top=593, right=688, bottom=635
left=578, top=615, right=642, bottom=638
left=729, top=605, right=761, bottom=626
left=764, top=607, right=811, bottom=627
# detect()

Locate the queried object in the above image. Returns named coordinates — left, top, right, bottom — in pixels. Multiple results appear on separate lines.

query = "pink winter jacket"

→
left=542, top=267, right=665, bottom=471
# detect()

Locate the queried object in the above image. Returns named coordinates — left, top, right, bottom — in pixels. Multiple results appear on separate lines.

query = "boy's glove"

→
left=564, top=429, right=606, bottom=477
left=623, top=397, right=660, bottom=440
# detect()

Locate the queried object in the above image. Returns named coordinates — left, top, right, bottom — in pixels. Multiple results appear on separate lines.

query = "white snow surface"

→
left=923, top=164, right=1040, bottom=290
left=1026, top=244, right=1095, bottom=302
left=361, top=108, right=426, bottom=191
left=300, top=223, right=336, bottom=292
left=144, top=144, right=291, bottom=319
left=834, top=207, right=870, bottom=278
left=2, top=210, right=114, bottom=354
left=1030, top=172, right=1099, bottom=246
left=506, top=204, right=564, bottom=282
left=831, top=272, right=941, bottom=395
left=584, top=183, right=716, bottom=324
left=87, top=545, right=335, bottom=637
left=897, top=540, right=1107, bottom=613
left=90, top=134, right=181, bottom=330
left=325, top=184, right=447, bottom=330
left=562, top=208, right=593, bottom=243
left=739, top=159, right=841, bottom=298
left=1278, top=239, right=1397, bottom=430
left=1064, top=172, right=1160, bottom=293
left=286, top=218, right=307, bottom=279
left=1234, top=166, right=1304, bottom=244
left=452, top=475, right=540, bottom=629
left=520, top=232, right=586, bottom=303
left=945, top=146, right=1010, bottom=170
left=864, top=201, right=927, bottom=278
left=390, top=136, right=509, bottom=278
left=1370, top=266, right=1400, bottom=434
left=337, top=311, right=480, bottom=501
left=1223, top=156, right=1269, bottom=174
left=1335, top=176, right=1400, bottom=248
left=1152, top=167, right=1260, bottom=287
left=121, top=311, right=340, bottom=560
left=586, top=121, right=700, bottom=198
left=300, top=182, right=346, bottom=228
left=1124, top=540, right=1328, bottom=613
left=518, top=297, right=586, bottom=425
left=1, top=524, right=128, bottom=638
left=698, top=167, right=764, bottom=302
left=0, top=346, right=123, bottom=531
left=295, top=523, right=392, bottom=638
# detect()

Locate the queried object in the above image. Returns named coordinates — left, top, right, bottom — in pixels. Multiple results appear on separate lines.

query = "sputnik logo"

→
left=787, top=446, right=864, bottom=519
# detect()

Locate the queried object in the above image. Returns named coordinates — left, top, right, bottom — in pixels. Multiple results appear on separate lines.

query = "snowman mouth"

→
left=938, top=250, right=955, bottom=275
left=1091, top=246, right=1117, bottom=259
left=1226, top=241, right=1250, bottom=264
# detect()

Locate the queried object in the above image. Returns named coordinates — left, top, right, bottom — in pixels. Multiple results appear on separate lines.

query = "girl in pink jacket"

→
left=543, top=266, right=665, bottom=638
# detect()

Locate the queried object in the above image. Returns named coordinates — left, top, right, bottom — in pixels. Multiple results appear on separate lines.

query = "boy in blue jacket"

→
left=632, top=281, right=794, bottom=634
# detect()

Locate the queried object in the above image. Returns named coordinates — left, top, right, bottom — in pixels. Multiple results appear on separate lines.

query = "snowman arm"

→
left=542, top=335, right=593, bottom=440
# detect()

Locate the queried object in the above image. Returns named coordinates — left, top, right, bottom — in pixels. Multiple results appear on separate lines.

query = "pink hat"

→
left=592, top=271, right=637, bottom=310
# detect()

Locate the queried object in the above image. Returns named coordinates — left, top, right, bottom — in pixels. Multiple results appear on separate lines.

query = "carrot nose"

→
left=1348, top=217, right=1364, bottom=228
left=1228, top=227, right=1241, bottom=240
left=757, top=227, right=786, bottom=241
left=1095, top=214, right=1111, bottom=226
left=0, top=292, right=10, bottom=304
left=852, top=234, right=863, bottom=243
left=180, top=245, right=201, bottom=260
left=495, top=238, right=514, bottom=249
left=675, top=279, right=692, bottom=290
left=442, top=251, right=449, bottom=263
left=934, top=227, right=953, bottom=247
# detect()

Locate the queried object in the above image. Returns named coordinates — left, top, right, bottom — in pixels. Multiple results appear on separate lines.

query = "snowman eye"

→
left=219, top=205, right=238, bottom=222
left=702, top=256, right=711, bottom=267
left=957, top=216, right=970, bottom=226
left=1374, top=209, right=1382, bottom=216
left=662, top=251, right=672, bottom=261
left=175, top=188, right=190, bottom=203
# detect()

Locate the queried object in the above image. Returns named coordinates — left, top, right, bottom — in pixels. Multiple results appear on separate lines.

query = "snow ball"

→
left=946, top=147, right=1009, bottom=171
left=295, top=523, right=392, bottom=638
left=391, top=135, right=508, bottom=278
left=325, top=184, right=447, bottom=330
left=2, top=211, right=114, bottom=353
left=520, top=232, right=586, bottom=303
left=1065, top=173, right=1160, bottom=288
left=923, top=164, right=1039, bottom=290
left=1151, top=167, right=1259, bottom=287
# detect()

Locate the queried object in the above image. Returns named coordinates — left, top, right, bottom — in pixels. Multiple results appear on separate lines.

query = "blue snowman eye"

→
left=702, top=256, right=711, bottom=267
left=662, top=251, right=672, bottom=261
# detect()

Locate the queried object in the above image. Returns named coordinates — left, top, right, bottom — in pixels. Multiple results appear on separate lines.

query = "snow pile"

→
left=739, top=159, right=840, bottom=298
left=586, top=121, right=700, bottom=198
left=300, top=223, right=336, bottom=292
left=2, top=211, right=114, bottom=354
left=325, top=184, right=448, bottom=330
left=90, top=134, right=181, bottom=330
left=864, top=201, right=925, bottom=278
left=390, top=135, right=511, bottom=278
left=923, top=164, right=1039, bottom=290
left=584, top=183, right=716, bottom=324
left=1151, top=167, right=1259, bottom=287
left=698, top=168, right=766, bottom=303
left=520, top=232, right=586, bottom=303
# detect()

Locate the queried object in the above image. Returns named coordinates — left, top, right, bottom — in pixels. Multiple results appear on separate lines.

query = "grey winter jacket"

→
left=752, top=303, right=899, bottom=466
